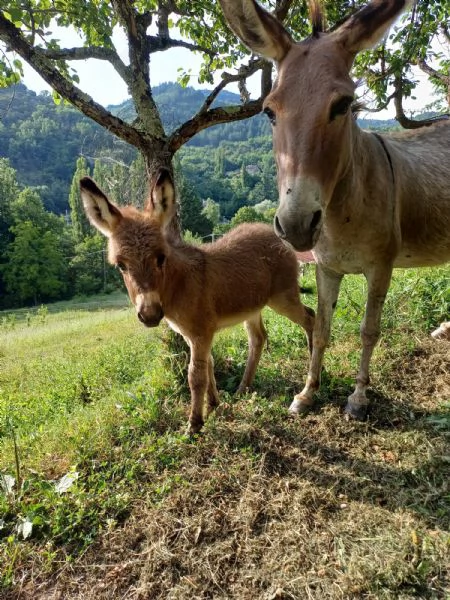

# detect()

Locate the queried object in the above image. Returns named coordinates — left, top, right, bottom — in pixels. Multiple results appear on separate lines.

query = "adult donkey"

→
left=219, top=0, right=450, bottom=420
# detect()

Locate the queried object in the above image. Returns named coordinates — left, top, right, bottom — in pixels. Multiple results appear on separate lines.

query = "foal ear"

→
left=219, top=0, right=292, bottom=62
left=332, top=0, right=410, bottom=56
left=146, top=169, right=177, bottom=228
left=79, top=177, right=122, bottom=237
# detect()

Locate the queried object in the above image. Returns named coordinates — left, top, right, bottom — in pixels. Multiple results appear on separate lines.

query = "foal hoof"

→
left=344, top=403, right=368, bottom=421
left=186, top=421, right=204, bottom=437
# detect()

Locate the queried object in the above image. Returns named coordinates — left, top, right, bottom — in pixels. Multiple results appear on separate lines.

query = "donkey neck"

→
left=332, top=121, right=396, bottom=212
left=315, top=121, right=399, bottom=272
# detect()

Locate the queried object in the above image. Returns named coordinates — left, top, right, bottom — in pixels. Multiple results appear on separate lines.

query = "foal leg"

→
left=187, top=337, right=213, bottom=434
left=237, top=312, right=267, bottom=394
left=268, top=286, right=315, bottom=354
left=345, top=267, right=393, bottom=420
left=206, top=354, right=220, bottom=415
left=289, top=266, right=343, bottom=414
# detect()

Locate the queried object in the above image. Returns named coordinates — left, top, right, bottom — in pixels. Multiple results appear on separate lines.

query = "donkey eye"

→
left=116, top=261, right=127, bottom=273
left=156, top=253, right=165, bottom=269
left=263, top=106, right=276, bottom=126
left=329, top=95, right=354, bottom=122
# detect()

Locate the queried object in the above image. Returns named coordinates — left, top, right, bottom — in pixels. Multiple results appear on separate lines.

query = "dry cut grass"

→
left=8, top=336, right=448, bottom=600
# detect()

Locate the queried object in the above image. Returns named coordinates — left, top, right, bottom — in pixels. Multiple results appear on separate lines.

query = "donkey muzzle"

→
left=274, top=209, right=322, bottom=252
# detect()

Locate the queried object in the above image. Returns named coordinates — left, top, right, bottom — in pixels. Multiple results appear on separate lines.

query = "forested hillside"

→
left=0, top=84, right=134, bottom=213
left=0, top=82, right=397, bottom=216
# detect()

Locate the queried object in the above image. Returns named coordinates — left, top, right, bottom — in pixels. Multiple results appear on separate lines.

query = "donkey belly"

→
left=394, top=243, right=450, bottom=269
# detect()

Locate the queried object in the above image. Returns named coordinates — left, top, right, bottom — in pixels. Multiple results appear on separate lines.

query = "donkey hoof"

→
left=236, top=385, right=248, bottom=396
left=344, top=403, right=368, bottom=421
left=288, top=400, right=312, bottom=417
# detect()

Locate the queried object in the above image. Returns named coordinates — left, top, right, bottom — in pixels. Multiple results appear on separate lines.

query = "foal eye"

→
left=329, top=95, right=354, bottom=122
left=263, top=106, right=276, bottom=126
left=116, top=261, right=127, bottom=273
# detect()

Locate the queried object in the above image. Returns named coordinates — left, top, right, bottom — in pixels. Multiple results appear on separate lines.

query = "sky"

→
left=15, top=23, right=440, bottom=120
left=19, top=24, right=250, bottom=106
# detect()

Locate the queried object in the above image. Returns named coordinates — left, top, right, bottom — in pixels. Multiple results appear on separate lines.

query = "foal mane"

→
left=308, top=0, right=363, bottom=36
left=308, top=0, right=325, bottom=37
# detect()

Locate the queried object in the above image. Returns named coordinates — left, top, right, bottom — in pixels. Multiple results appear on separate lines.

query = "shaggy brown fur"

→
left=80, top=172, right=314, bottom=434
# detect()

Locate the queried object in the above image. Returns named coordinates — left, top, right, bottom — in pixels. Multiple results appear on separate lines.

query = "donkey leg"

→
left=206, top=354, right=220, bottom=415
left=289, top=266, right=343, bottom=415
left=237, top=312, right=267, bottom=394
left=187, top=338, right=213, bottom=434
left=431, top=322, right=450, bottom=341
left=345, top=267, right=393, bottom=421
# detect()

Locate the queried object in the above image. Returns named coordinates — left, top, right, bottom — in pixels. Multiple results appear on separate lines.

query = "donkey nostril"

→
left=274, top=215, right=286, bottom=239
left=310, top=210, right=322, bottom=230
left=138, top=312, right=145, bottom=324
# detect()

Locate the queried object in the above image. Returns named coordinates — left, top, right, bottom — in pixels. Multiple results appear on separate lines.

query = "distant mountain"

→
left=0, top=81, right=399, bottom=214
left=109, top=81, right=399, bottom=145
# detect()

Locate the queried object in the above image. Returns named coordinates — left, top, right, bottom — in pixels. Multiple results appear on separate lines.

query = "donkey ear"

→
left=146, top=169, right=177, bottom=228
left=80, top=177, right=122, bottom=237
left=332, top=0, right=410, bottom=56
left=219, top=0, right=292, bottom=62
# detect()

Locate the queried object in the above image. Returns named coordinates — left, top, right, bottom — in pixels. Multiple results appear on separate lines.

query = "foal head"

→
left=220, top=0, right=409, bottom=250
left=80, top=170, right=176, bottom=327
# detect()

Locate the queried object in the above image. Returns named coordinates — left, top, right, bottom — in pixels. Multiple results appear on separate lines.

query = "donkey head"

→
left=219, top=0, right=408, bottom=250
left=80, top=170, right=177, bottom=327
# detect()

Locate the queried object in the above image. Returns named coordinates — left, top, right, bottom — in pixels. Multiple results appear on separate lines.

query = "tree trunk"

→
left=141, top=144, right=181, bottom=239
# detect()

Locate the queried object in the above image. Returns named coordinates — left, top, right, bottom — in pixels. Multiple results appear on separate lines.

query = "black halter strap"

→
left=372, top=132, right=395, bottom=187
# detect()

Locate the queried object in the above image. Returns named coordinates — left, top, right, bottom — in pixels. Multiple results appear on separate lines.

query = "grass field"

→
left=0, top=267, right=449, bottom=599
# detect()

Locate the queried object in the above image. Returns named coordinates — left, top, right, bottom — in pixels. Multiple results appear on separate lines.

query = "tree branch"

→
left=394, top=73, right=449, bottom=128
left=146, top=35, right=215, bottom=57
left=441, top=23, right=450, bottom=44
left=37, top=45, right=129, bottom=81
left=198, top=58, right=266, bottom=114
left=417, top=58, right=450, bottom=108
left=417, top=58, right=450, bottom=85
left=275, top=0, right=295, bottom=22
left=111, top=0, right=165, bottom=138
left=167, top=100, right=264, bottom=153
left=0, top=11, right=146, bottom=148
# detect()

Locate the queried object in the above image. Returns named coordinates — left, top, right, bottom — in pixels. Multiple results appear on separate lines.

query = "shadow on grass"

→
left=214, top=401, right=450, bottom=533
left=154, top=329, right=449, bottom=533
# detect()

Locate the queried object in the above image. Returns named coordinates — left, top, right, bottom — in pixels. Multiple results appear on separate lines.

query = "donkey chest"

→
left=314, top=214, right=398, bottom=274
left=313, top=236, right=371, bottom=274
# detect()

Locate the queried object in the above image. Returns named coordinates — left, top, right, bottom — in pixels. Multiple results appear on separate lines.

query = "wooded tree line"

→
left=0, top=148, right=277, bottom=309
left=0, top=83, right=278, bottom=214
left=0, top=83, right=289, bottom=217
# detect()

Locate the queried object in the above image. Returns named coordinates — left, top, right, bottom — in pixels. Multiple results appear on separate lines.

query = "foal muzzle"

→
left=137, top=306, right=164, bottom=328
